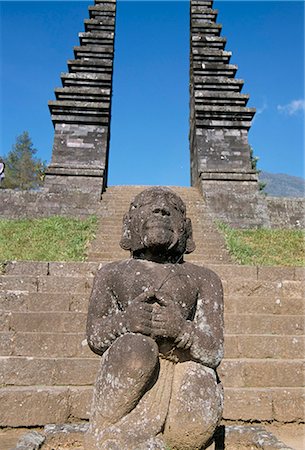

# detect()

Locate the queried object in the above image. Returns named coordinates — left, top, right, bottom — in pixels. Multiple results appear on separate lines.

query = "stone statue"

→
left=86, top=187, right=224, bottom=450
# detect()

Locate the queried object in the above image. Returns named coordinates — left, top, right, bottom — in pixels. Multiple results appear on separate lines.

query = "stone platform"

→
left=12, top=423, right=297, bottom=450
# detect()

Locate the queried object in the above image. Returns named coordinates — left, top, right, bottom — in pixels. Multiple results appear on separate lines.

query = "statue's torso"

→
left=109, top=259, right=200, bottom=318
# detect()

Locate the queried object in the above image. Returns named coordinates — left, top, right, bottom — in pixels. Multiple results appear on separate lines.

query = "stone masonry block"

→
left=13, top=332, right=92, bottom=358
left=0, top=292, right=74, bottom=312
left=241, top=360, right=304, bottom=388
left=0, top=332, right=15, bottom=356
left=48, top=262, right=98, bottom=277
left=234, top=335, right=305, bottom=360
left=223, top=280, right=281, bottom=298
left=257, top=267, right=296, bottom=282
left=294, top=267, right=305, bottom=281
left=0, top=312, right=11, bottom=331
left=4, top=261, right=49, bottom=276
left=69, top=386, right=93, bottom=420
left=223, top=388, right=273, bottom=421
left=0, top=386, right=70, bottom=426
left=272, top=388, right=305, bottom=422
left=281, top=280, right=305, bottom=299
left=0, top=291, right=31, bottom=312
left=218, top=360, right=244, bottom=387
left=9, top=312, right=87, bottom=333
left=219, top=359, right=304, bottom=388
left=0, top=357, right=99, bottom=386
left=227, top=296, right=305, bottom=316
left=207, top=265, right=257, bottom=281
left=0, top=276, right=38, bottom=292
left=38, top=276, right=93, bottom=293
left=223, top=336, right=240, bottom=358
left=224, top=314, right=304, bottom=335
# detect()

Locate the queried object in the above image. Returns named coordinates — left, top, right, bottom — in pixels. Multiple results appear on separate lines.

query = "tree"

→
left=0, top=131, right=46, bottom=190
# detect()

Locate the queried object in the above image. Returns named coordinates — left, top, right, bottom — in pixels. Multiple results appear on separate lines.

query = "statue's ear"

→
left=185, top=218, right=196, bottom=254
left=120, top=213, right=132, bottom=250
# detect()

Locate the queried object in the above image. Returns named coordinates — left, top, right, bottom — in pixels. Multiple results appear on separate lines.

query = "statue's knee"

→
left=109, top=333, right=159, bottom=375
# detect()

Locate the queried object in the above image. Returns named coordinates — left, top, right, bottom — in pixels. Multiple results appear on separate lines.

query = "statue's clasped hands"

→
left=124, top=289, right=185, bottom=340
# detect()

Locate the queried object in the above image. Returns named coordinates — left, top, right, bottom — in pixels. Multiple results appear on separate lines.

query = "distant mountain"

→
left=259, top=171, right=305, bottom=197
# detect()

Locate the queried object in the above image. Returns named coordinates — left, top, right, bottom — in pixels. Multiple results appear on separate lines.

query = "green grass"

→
left=216, top=222, right=305, bottom=266
left=0, top=216, right=97, bottom=262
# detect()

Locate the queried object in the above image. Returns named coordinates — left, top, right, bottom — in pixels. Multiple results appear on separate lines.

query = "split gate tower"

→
left=45, top=0, right=267, bottom=226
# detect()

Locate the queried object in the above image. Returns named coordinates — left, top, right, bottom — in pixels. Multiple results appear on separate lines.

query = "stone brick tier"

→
left=45, top=0, right=117, bottom=197
left=87, top=185, right=232, bottom=264
left=0, top=261, right=304, bottom=426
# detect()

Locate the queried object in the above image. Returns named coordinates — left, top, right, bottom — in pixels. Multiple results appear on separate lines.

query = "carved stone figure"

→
left=86, top=187, right=224, bottom=450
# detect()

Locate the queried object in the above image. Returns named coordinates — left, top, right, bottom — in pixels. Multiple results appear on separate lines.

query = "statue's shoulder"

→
left=94, top=259, right=132, bottom=278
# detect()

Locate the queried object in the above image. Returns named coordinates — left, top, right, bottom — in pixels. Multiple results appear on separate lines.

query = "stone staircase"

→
left=0, top=261, right=303, bottom=427
left=88, top=185, right=232, bottom=264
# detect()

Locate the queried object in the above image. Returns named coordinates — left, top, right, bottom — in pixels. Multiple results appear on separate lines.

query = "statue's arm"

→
left=86, top=265, right=153, bottom=356
left=86, top=266, right=125, bottom=355
left=177, top=269, right=224, bottom=369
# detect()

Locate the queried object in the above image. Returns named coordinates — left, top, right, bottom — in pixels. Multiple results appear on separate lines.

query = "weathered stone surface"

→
left=0, top=387, right=70, bottom=426
left=4, top=261, right=48, bottom=276
left=0, top=356, right=98, bottom=386
left=86, top=187, right=224, bottom=449
left=14, top=431, right=45, bottom=450
left=224, top=313, right=304, bottom=335
left=8, top=312, right=87, bottom=333
left=48, top=262, right=98, bottom=277
left=266, top=196, right=305, bottom=229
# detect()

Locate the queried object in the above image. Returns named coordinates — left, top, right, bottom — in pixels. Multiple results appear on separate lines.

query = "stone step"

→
left=1, top=275, right=303, bottom=298
left=1, top=311, right=303, bottom=336
left=1, top=332, right=303, bottom=360
left=1, top=357, right=303, bottom=388
left=1, top=385, right=302, bottom=427
left=1, top=289, right=303, bottom=316
left=2, top=261, right=301, bottom=280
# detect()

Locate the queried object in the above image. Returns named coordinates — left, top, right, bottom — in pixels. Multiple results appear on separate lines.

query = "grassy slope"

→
left=217, top=222, right=305, bottom=266
left=0, top=216, right=97, bottom=262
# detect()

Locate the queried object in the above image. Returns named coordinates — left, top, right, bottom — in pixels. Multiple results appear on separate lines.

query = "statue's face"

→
left=131, top=191, right=185, bottom=252
left=120, top=187, right=195, bottom=257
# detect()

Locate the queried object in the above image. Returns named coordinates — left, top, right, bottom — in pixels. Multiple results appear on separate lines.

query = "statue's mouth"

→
left=145, top=221, right=173, bottom=233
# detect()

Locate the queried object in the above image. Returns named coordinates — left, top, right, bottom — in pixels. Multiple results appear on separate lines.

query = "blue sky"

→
left=0, top=1, right=304, bottom=186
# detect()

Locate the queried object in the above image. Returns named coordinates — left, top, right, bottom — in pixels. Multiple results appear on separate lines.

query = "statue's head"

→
left=120, top=187, right=195, bottom=259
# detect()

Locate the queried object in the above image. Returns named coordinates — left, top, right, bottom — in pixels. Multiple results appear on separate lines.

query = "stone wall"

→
left=0, top=188, right=99, bottom=219
left=1, top=187, right=304, bottom=228
left=266, top=197, right=305, bottom=229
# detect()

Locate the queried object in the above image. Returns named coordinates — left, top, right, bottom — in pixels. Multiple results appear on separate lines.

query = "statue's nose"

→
left=152, top=206, right=170, bottom=217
